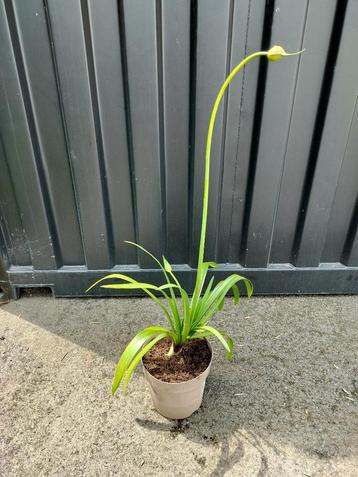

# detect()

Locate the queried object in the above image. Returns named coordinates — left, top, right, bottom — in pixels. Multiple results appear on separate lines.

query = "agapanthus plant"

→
left=86, top=46, right=303, bottom=394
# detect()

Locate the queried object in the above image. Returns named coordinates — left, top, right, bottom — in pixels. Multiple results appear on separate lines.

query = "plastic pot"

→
left=142, top=340, right=212, bottom=419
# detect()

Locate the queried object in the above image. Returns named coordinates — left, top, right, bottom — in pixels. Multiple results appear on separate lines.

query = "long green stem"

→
left=196, top=51, right=267, bottom=280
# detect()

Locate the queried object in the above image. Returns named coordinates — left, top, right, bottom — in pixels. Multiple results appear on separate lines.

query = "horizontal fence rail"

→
left=0, top=0, right=357, bottom=298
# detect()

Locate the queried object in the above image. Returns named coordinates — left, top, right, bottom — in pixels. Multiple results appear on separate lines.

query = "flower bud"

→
left=267, top=45, right=305, bottom=62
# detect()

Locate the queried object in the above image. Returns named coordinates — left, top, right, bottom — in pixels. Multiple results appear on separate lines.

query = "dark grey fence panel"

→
left=296, top=0, right=358, bottom=267
left=217, top=0, right=265, bottom=264
left=13, top=0, right=85, bottom=266
left=124, top=0, right=163, bottom=268
left=244, top=0, right=309, bottom=268
left=270, top=0, right=336, bottom=265
left=0, top=140, right=31, bottom=266
left=322, top=99, right=358, bottom=264
left=48, top=0, right=113, bottom=269
left=162, top=0, right=191, bottom=264
left=88, top=0, right=136, bottom=266
left=349, top=225, right=358, bottom=267
left=0, top=1, right=57, bottom=270
left=191, top=0, right=232, bottom=265
left=0, top=0, right=357, bottom=298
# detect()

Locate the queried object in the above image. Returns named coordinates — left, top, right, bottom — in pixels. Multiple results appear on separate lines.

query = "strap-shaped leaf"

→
left=206, top=261, right=217, bottom=268
left=162, top=256, right=172, bottom=273
left=179, top=287, right=191, bottom=341
left=192, top=276, right=215, bottom=323
left=125, top=241, right=163, bottom=269
left=85, top=273, right=138, bottom=293
left=217, top=296, right=225, bottom=311
left=200, top=325, right=233, bottom=361
left=196, top=274, right=253, bottom=325
left=161, top=256, right=190, bottom=343
left=125, top=241, right=181, bottom=339
left=190, top=261, right=215, bottom=317
left=101, top=283, right=179, bottom=292
left=112, top=327, right=170, bottom=395
left=161, top=289, right=181, bottom=342
left=188, top=330, right=212, bottom=339
left=232, top=284, right=240, bottom=305
left=121, top=333, right=167, bottom=394
left=86, top=272, right=180, bottom=335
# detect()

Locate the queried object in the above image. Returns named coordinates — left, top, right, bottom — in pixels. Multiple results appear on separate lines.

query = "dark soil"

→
left=142, top=337, right=212, bottom=383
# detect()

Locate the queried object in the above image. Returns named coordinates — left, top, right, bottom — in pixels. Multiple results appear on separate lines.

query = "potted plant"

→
left=87, top=46, right=303, bottom=419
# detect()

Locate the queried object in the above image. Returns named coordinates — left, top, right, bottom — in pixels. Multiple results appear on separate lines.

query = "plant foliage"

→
left=86, top=45, right=303, bottom=394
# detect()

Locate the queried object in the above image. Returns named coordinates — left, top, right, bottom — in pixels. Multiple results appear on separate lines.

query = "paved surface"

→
left=0, top=294, right=357, bottom=476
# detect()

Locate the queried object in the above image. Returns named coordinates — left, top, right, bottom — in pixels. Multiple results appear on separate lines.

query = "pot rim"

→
left=141, top=338, right=213, bottom=386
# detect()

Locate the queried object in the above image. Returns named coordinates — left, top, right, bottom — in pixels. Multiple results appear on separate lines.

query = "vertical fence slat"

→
left=217, top=0, right=265, bottom=263
left=162, top=0, right=190, bottom=264
left=190, top=0, right=231, bottom=265
left=347, top=224, right=358, bottom=267
left=87, top=0, right=136, bottom=265
left=244, top=0, right=309, bottom=267
left=123, top=0, right=162, bottom=268
left=0, top=139, right=31, bottom=266
left=296, top=1, right=358, bottom=267
left=322, top=99, right=358, bottom=263
left=269, top=0, right=336, bottom=264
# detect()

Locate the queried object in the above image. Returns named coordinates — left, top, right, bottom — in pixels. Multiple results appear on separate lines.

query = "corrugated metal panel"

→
left=0, top=0, right=357, bottom=298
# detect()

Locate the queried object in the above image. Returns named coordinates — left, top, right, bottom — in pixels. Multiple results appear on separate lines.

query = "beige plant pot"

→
left=142, top=341, right=212, bottom=419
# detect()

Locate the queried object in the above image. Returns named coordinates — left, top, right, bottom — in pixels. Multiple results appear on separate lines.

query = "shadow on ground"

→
left=2, top=294, right=358, bottom=475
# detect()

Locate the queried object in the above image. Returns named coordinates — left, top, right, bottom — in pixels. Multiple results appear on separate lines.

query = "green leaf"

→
left=125, top=241, right=181, bottom=337
left=191, top=281, right=223, bottom=328
left=101, top=283, right=162, bottom=291
left=179, top=287, right=191, bottom=342
left=200, top=325, right=233, bottom=361
left=112, top=327, right=170, bottom=395
left=206, top=261, right=217, bottom=268
left=188, top=330, right=212, bottom=339
left=226, top=335, right=234, bottom=361
left=121, top=333, right=166, bottom=394
left=203, top=276, right=215, bottom=297
left=217, top=296, right=225, bottom=311
left=192, top=276, right=215, bottom=322
left=124, top=241, right=163, bottom=269
left=244, top=278, right=253, bottom=299
left=200, top=325, right=229, bottom=352
left=190, top=261, right=212, bottom=316
left=162, top=290, right=182, bottom=344
left=86, top=269, right=181, bottom=337
left=232, top=284, right=240, bottom=305
left=196, top=274, right=253, bottom=325
left=162, top=256, right=172, bottom=273
left=85, top=273, right=138, bottom=293
left=100, top=283, right=179, bottom=292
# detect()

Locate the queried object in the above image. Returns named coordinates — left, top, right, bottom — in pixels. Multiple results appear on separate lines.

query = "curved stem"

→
left=196, top=51, right=268, bottom=281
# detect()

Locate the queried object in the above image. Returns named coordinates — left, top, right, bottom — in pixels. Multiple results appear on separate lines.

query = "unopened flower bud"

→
left=267, top=45, right=305, bottom=62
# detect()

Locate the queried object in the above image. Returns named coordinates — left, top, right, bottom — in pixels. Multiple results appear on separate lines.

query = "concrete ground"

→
left=0, top=294, right=357, bottom=477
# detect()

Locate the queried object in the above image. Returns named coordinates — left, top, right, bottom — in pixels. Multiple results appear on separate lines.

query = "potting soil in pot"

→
left=142, top=338, right=211, bottom=383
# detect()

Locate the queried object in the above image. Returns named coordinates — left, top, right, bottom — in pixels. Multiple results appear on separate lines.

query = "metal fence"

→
left=0, top=0, right=357, bottom=299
